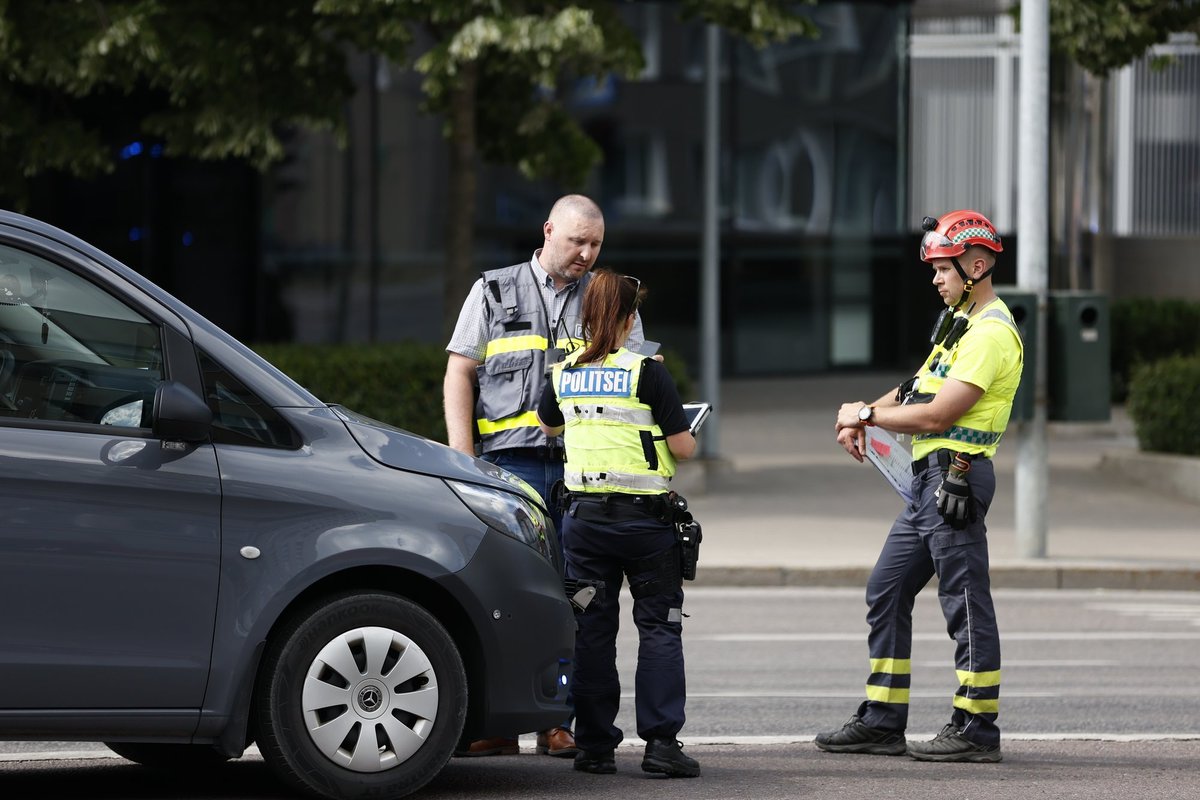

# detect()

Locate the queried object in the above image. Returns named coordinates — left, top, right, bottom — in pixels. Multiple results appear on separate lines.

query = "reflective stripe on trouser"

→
left=563, top=511, right=684, bottom=753
left=858, top=457, right=1002, bottom=747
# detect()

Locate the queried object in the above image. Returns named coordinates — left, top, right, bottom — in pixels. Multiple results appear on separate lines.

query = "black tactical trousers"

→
left=563, top=505, right=685, bottom=753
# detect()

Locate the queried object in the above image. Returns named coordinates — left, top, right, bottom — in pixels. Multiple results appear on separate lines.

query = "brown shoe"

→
left=535, top=727, right=577, bottom=757
left=454, top=736, right=520, bottom=757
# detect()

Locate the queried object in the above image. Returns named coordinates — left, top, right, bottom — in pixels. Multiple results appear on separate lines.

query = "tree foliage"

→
left=0, top=1, right=816, bottom=202
left=395, top=0, right=817, bottom=187
left=1050, top=0, right=1200, bottom=75
left=0, top=0, right=372, bottom=203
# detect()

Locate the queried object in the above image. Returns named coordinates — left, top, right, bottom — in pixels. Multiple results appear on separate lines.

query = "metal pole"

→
left=367, top=53, right=381, bottom=343
left=1015, top=0, right=1050, bottom=558
left=700, top=24, right=721, bottom=458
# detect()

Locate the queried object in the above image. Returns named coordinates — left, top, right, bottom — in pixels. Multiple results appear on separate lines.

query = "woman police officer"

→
left=536, top=269, right=699, bottom=778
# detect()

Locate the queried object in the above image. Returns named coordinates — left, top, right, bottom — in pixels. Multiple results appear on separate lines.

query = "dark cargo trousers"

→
left=857, top=455, right=1002, bottom=747
left=563, top=507, right=685, bottom=753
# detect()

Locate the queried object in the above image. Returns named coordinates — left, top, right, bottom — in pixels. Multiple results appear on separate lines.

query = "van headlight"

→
left=447, top=480, right=552, bottom=561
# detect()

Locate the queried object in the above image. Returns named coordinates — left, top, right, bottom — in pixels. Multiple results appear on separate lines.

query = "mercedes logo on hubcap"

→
left=358, top=686, right=382, bottom=712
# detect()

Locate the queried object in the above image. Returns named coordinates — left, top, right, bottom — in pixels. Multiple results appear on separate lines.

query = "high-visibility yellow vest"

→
left=910, top=299, right=1024, bottom=460
left=552, top=348, right=676, bottom=495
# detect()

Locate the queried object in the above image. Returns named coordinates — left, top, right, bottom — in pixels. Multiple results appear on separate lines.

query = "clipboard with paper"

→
left=863, top=427, right=915, bottom=504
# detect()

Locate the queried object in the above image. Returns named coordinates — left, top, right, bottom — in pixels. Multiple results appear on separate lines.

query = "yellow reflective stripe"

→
left=864, top=685, right=909, bottom=704
left=953, top=695, right=999, bottom=715
left=870, top=658, right=911, bottom=675
left=485, top=335, right=547, bottom=358
left=476, top=410, right=541, bottom=434
left=956, top=669, right=1001, bottom=688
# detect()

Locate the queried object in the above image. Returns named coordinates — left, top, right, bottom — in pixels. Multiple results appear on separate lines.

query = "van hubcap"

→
left=301, top=626, right=439, bottom=772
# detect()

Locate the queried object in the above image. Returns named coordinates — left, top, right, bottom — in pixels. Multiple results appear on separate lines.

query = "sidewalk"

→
left=676, top=373, right=1200, bottom=591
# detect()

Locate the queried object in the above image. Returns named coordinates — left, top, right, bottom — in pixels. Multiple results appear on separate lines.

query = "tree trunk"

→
left=443, top=60, right=478, bottom=341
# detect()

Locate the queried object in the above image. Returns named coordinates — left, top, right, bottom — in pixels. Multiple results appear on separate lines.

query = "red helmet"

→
left=919, top=210, right=1003, bottom=262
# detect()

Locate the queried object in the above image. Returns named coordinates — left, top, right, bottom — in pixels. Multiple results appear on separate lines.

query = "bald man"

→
left=443, top=194, right=644, bottom=759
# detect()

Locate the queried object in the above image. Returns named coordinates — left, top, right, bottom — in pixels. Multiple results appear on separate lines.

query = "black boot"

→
left=814, top=715, right=907, bottom=756
left=907, top=724, right=1002, bottom=763
left=641, top=738, right=700, bottom=778
left=573, top=748, right=616, bottom=774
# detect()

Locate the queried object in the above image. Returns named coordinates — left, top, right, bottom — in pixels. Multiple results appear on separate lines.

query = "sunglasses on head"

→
left=622, top=274, right=643, bottom=312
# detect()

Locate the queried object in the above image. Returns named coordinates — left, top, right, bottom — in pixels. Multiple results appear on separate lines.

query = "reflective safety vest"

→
left=552, top=348, right=677, bottom=495
left=474, top=263, right=590, bottom=454
left=910, top=300, right=1024, bottom=460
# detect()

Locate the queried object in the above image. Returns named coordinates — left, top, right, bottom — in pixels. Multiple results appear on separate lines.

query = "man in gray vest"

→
left=444, top=194, right=644, bottom=758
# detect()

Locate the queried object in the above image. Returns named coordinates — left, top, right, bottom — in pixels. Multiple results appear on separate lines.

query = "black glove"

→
left=936, top=468, right=974, bottom=529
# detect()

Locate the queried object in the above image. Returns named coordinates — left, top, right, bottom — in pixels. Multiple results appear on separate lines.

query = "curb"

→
left=694, top=563, right=1200, bottom=591
left=1099, top=449, right=1200, bottom=506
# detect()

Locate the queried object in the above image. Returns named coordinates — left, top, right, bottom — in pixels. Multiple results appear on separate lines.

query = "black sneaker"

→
left=573, top=748, right=616, bottom=774
left=907, top=724, right=1002, bottom=763
left=814, top=715, right=907, bottom=756
left=641, top=737, right=700, bottom=778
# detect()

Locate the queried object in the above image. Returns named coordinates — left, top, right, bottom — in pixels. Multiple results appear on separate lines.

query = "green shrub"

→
left=1126, top=354, right=1200, bottom=456
left=1111, top=298, right=1200, bottom=402
left=251, top=342, right=696, bottom=445
left=253, top=342, right=449, bottom=441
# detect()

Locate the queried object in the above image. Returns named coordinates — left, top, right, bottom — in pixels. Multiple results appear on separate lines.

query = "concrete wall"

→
left=1093, top=235, right=1200, bottom=300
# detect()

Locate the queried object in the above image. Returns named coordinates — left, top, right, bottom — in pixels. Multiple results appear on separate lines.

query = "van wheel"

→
left=105, top=742, right=230, bottom=769
left=256, top=593, right=467, bottom=800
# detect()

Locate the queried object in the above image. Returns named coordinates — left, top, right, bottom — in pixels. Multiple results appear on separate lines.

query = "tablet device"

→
left=682, top=402, right=712, bottom=435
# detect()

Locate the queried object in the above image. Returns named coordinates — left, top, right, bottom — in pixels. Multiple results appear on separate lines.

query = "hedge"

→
left=254, top=342, right=450, bottom=441
left=1126, top=354, right=1200, bottom=456
left=1110, top=298, right=1200, bottom=402
left=252, top=342, right=695, bottom=444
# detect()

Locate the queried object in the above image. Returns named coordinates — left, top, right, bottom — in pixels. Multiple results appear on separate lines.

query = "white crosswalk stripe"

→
left=1085, top=601, right=1200, bottom=627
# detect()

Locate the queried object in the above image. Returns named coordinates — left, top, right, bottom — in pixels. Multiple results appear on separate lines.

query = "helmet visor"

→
left=920, top=230, right=958, bottom=261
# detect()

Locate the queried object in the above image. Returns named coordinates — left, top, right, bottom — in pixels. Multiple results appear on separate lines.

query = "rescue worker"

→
left=444, top=194, right=644, bottom=758
left=816, top=209, right=1022, bottom=763
left=536, top=269, right=700, bottom=778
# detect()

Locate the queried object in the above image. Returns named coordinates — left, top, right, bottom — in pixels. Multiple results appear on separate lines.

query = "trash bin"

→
left=995, top=287, right=1037, bottom=422
left=1048, top=291, right=1111, bottom=421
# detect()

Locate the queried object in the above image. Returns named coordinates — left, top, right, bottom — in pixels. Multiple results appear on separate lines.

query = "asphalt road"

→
left=3, top=741, right=1200, bottom=800
left=3, top=587, right=1200, bottom=799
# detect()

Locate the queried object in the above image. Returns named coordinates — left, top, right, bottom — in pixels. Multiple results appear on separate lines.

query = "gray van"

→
left=0, top=210, right=574, bottom=799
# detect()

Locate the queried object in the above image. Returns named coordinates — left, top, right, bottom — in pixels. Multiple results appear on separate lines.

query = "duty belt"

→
left=568, top=493, right=670, bottom=523
left=912, top=448, right=987, bottom=476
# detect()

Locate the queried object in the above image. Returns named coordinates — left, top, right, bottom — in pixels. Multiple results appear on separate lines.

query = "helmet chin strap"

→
left=950, top=255, right=995, bottom=311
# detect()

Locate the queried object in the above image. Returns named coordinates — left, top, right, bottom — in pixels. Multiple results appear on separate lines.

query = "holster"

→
left=676, top=519, right=702, bottom=581
left=667, top=492, right=702, bottom=581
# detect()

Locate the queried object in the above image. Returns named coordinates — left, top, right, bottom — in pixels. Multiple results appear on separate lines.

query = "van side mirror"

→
left=152, top=381, right=212, bottom=443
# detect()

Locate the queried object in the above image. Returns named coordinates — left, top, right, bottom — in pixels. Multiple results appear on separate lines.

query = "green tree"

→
left=1050, top=0, right=1200, bottom=75
left=0, top=0, right=365, bottom=199
left=0, top=1, right=815, bottom=337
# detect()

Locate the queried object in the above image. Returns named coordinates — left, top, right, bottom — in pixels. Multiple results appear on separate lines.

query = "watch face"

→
left=859, top=405, right=872, bottom=422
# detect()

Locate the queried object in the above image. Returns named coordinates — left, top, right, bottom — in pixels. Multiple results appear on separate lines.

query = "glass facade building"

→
left=262, top=2, right=919, bottom=374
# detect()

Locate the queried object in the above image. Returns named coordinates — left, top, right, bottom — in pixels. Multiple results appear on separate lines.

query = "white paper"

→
left=863, top=427, right=914, bottom=504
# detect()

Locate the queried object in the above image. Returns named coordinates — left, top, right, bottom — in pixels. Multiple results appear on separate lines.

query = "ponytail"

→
left=575, top=269, right=644, bottom=364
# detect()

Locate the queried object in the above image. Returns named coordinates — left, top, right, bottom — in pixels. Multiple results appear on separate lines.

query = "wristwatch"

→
left=858, top=404, right=876, bottom=426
